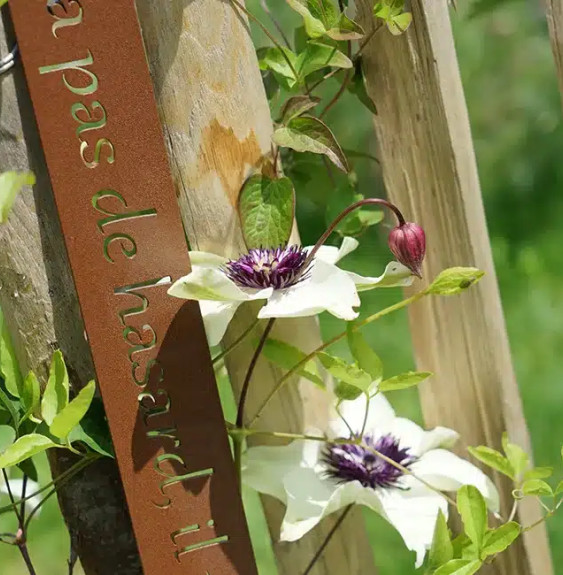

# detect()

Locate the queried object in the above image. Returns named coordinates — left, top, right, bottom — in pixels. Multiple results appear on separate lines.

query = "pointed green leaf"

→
left=258, top=46, right=298, bottom=83
left=0, top=425, right=15, bottom=453
left=21, top=372, right=41, bottom=423
left=41, top=350, right=70, bottom=425
left=68, top=398, right=114, bottom=458
left=286, top=0, right=339, bottom=38
left=318, top=353, right=371, bottom=391
left=388, top=11, right=412, bottom=35
left=0, top=386, right=19, bottom=429
left=468, top=446, right=514, bottom=479
left=262, top=338, right=324, bottom=388
left=281, top=95, right=321, bottom=123
left=347, top=326, right=383, bottom=383
left=524, top=467, right=553, bottom=481
left=0, top=308, right=23, bottom=398
left=429, top=509, right=453, bottom=568
left=17, top=457, right=38, bottom=482
left=326, top=14, right=364, bottom=41
left=50, top=380, right=96, bottom=440
left=348, top=59, right=377, bottom=115
left=502, top=433, right=529, bottom=480
left=521, top=479, right=553, bottom=497
left=457, top=485, right=488, bottom=550
left=239, top=175, right=295, bottom=250
left=428, top=268, right=485, bottom=296
left=0, top=434, right=59, bottom=469
left=554, top=480, right=563, bottom=496
left=379, top=371, right=431, bottom=392
left=481, top=522, right=521, bottom=558
left=334, top=380, right=364, bottom=401
left=434, top=559, right=482, bottom=575
left=273, top=116, right=349, bottom=172
left=297, top=43, right=353, bottom=81
left=0, top=171, right=35, bottom=223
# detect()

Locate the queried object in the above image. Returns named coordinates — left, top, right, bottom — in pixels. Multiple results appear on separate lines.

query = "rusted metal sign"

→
left=8, top=0, right=257, bottom=573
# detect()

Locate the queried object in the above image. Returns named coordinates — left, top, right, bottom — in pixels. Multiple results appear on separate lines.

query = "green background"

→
left=2, top=0, right=563, bottom=573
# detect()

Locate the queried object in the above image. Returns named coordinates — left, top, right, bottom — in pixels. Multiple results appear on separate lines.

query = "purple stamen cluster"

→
left=224, top=245, right=312, bottom=290
left=323, top=434, right=415, bottom=490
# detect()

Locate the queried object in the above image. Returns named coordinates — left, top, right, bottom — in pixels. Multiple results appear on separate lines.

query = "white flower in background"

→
left=243, top=393, right=499, bottom=567
left=168, top=238, right=414, bottom=346
left=0, top=470, right=42, bottom=518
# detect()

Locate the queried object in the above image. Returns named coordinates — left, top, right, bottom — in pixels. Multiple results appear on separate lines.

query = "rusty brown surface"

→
left=9, top=0, right=257, bottom=573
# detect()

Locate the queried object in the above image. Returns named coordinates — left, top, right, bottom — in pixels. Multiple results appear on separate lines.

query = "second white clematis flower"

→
left=243, top=393, right=499, bottom=567
left=168, top=238, right=414, bottom=346
left=0, top=470, right=42, bottom=518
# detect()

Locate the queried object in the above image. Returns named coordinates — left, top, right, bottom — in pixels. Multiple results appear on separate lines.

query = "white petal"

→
left=198, top=300, right=241, bottom=346
left=188, top=251, right=229, bottom=268
left=347, top=261, right=415, bottom=292
left=376, top=486, right=448, bottom=568
left=242, top=441, right=306, bottom=504
left=281, top=471, right=364, bottom=542
left=330, top=392, right=396, bottom=438
left=389, top=418, right=459, bottom=457
left=309, top=237, right=359, bottom=265
left=412, top=449, right=500, bottom=512
left=259, top=259, right=360, bottom=321
left=0, top=478, right=42, bottom=518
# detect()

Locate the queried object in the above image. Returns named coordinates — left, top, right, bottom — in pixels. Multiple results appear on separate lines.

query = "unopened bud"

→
left=388, top=222, right=426, bottom=278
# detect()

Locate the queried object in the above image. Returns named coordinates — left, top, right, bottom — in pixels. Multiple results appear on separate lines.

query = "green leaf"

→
left=262, top=338, right=324, bottom=388
left=258, top=46, right=298, bottom=84
left=21, top=372, right=41, bottom=423
left=348, top=59, right=377, bottom=115
left=239, top=175, right=295, bottom=250
left=524, top=467, right=553, bottom=481
left=481, top=522, right=521, bottom=558
left=41, top=350, right=70, bottom=426
left=521, top=479, right=553, bottom=497
left=273, top=116, right=349, bottom=173
left=451, top=533, right=472, bottom=559
left=0, top=434, right=59, bottom=469
left=0, top=425, right=15, bottom=453
left=286, top=0, right=338, bottom=38
left=281, top=95, right=321, bottom=123
left=17, top=457, right=38, bottom=482
left=347, top=326, right=383, bottom=383
left=318, top=353, right=372, bottom=391
left=429, top=509, right=453, bottom=568
left=434, top=559, right=482, bottom=575
left=0, top=307, right=23, bottom=398
left=427, top=268, right=485, bottom=296
left=0, top=386, right=19, bottom=429
left=68, top=398, right=114, bottom=458
left=297, top=42, right=353, bottom=80
left=554, top=480, right=563, bottom=496
left=326, top=14, right=364, bottom=41
left=0, top=171, right=35, bottom=223
left=502, top=433, right=529, bottom=480
left=457, top=485, right=488, bottom=550
left=50, top=380, right=96, bottom=440
left=334, top=380, right=364, bottom=401
left=379, top=371, right=431, bottom=392
left=468, top=445, right=514, bottom=479
left=388, top=11, right=413, bottom=35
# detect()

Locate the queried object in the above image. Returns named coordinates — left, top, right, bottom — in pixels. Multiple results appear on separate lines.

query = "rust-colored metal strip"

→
left=8, top=1, right=258, bottom=573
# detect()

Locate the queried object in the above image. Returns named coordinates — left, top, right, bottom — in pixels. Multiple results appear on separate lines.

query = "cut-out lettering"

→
left=48, top=0, right=83, bottom=38
left=39, top=51, right=98, bottom=96
left=171, top=523, right=229, bottom=563
left=92, top=189, right=157, bottom=231
left=71, top=101, right=107, bottom=138
left=103, top=232, right=137, bottom=263
left=80, top=137, right=115, bottom=169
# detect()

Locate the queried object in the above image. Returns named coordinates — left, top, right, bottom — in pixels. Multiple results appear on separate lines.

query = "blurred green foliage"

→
left=3, top=0, right=563, bottom=573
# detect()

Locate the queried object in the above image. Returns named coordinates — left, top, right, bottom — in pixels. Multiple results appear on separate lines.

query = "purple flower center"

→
left=323, top=434, right=415, bottom=490
left=224, top=245, right=312, bottom=290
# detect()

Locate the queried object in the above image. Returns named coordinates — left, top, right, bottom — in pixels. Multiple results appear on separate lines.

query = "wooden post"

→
left=356, top=2, right=553, bottom=574
left=0, top=14, right=142, bottom=575
left=134, top=2, right=376, bottom=573
left=545, top=2, right=563, bottom=109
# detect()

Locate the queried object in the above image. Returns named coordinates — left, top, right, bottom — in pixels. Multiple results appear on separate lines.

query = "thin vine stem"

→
left=248, top=290, right=427, bottom=426
left=302, top=505, right=353, bottom=575
left=260, top=0, right=292, bottom=49
left=212, top=317, right=261, bottom=366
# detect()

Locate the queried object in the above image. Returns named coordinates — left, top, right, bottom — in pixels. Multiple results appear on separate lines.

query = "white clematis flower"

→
left=0, top=470, right=42, bottom=518
left=168, top=238, right=414, bottom=346
left=243, top=393, right=499, bottom=567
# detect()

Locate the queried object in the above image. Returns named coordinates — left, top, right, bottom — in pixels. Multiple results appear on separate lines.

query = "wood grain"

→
left=356, top=2, right=553, bottom=574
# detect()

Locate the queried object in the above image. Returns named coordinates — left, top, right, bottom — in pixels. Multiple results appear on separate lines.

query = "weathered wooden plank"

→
left=545, top=2, right=563, bottom=107
left=133, top=2, right=377, bottom=573
left=0, top=13, right=141, bottom=575
left=356, top=2, right=553, bottom=574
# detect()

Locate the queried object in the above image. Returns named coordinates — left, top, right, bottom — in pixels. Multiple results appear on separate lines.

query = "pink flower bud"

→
left=388, top=222, right=426, bottom=278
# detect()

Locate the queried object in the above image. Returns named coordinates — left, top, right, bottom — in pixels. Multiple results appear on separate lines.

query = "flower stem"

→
left=248, top=290, right=426, bottom=426
left=212, top=317, right=261, bottom=366
left=303, top=198, right=406, bottom=271
left=302, top=505, right=353, bottom=575
left=259, top=0, right=292, bottom=49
